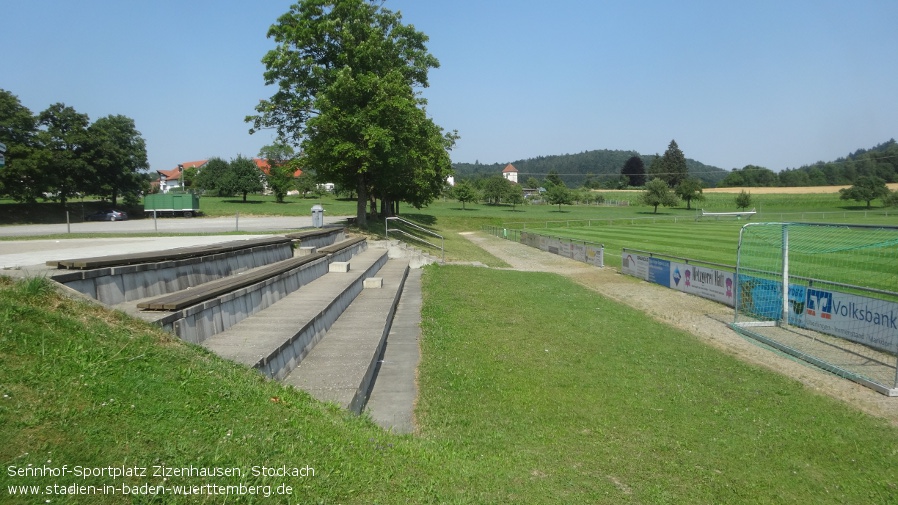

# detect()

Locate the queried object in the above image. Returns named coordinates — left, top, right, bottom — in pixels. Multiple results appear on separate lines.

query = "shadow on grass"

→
left=450, top=207, right=481, bottom=211
left=396, top=213, right=437, bottom=226
left=222, top=200, right=264, bottom=205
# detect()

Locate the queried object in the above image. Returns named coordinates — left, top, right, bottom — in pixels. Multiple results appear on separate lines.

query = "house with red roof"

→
left=155, top=158, right=305, bottom=195
left=502, top=163, right=519, bottom=184
left=156, top=160, right=207, bottom=193
left=252, top=158, right=302, bottom=178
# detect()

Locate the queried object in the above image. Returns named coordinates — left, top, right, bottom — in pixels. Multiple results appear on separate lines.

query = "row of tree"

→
left=0, top=89, right=149, bottom=206
left=717, top=140, right=898, bottom=188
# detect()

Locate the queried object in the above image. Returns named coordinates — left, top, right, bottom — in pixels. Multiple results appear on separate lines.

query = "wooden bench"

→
left=47, top=236, right=293, bottom=270
left=137, top=253, right=326, bottom=311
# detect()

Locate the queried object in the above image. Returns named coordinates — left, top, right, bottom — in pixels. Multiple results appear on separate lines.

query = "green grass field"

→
left=2, top=272, right=897, bottom=504
left=3, top=190, right=898, bottom=503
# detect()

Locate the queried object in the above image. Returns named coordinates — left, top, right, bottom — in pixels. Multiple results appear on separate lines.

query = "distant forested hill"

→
left=719, top=139, right=898, bottom=187
left=452, top=149, right=729, bottom=188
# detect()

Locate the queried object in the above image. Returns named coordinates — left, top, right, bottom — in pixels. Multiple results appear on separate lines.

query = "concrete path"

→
left=365, top=267, right=422, bottom=434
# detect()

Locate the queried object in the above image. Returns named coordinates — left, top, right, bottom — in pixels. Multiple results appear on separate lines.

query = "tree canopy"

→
left=659, top=140, right=688, bottom=188
left=839, top=176, right=890, bottom=208
left=620, top=155, right=646, bottom=187
left=0, top=89, right=149, bottom=205
left=639, top=178, right=679, bottom=213
left=258, top=142, right=298, bottom=203
left=247, top=0, right=456, bottom=227
left=674, top=177, right=705, bottom=210
left=735, top=190, right=752, bottom=210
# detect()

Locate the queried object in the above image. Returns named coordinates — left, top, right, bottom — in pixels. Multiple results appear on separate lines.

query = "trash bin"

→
left=311, top=204, right=324, bottom=228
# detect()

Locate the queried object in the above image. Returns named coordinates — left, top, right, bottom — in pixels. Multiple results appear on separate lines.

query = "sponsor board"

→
left=621, top=253, right=735, bottom=306
left=648, top=257, right=671, bottom=288
left=585, top=246, right=603, bottom=267
left=621, top=253, right=649, bottom=280
left=739, top=275, right=898, bottom=354
left=671, top=263, right=734, bottom=306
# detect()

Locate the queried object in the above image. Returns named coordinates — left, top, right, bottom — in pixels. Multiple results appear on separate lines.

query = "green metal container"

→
left=143, top=193, right=201, bottom=217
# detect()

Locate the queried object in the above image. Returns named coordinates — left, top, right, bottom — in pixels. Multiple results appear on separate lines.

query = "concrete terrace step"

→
left=136, top=253, right=327, bottom=311
left=282, top=258, right=410, bottom=414
left=201, top=247, right=389, bottom=381
left=364, top=267, right=422, bottom=433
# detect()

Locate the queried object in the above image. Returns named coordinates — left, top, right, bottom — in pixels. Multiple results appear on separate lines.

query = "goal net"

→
left=732, top=222, right=898, bottom=396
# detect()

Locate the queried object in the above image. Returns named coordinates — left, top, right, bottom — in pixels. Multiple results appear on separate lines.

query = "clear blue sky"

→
left=5, top=1, right=897, bottom=173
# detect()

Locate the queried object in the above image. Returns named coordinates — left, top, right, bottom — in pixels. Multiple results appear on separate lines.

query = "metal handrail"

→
left=385, top=216, right=444, bottom=263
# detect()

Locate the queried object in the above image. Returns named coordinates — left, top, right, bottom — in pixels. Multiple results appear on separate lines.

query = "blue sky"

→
left=5, top=1, right=897, bottom=174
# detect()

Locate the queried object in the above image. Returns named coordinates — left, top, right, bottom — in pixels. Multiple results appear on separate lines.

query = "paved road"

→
left=0, top=214, right=352, bottom=271
left=0, top=214, right=352, bottom=237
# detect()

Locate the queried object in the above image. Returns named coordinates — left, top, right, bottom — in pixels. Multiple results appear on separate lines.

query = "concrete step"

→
left=282, top=258, right=410, bottom=414
left=200, top=247, right=389, bottom=380
left=364, top=267, right=422, bottom=433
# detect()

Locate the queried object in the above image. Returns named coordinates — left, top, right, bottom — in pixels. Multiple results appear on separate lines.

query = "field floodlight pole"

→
left=781, top=224, right=790, bottom=328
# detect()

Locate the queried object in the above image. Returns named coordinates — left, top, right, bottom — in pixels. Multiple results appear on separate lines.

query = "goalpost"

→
left=731, top=222, right=898, bottom=396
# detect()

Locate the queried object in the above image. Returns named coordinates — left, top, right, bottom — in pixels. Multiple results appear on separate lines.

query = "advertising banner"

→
left=738, top=274, right=898, bottom=354
left=585, top=245, right=603, bottom=267
left=670, top=263, right=735, bottom=306
left=648, top=258, right=671, bottom=287
left=622, top=253, right=735, bottom=306
left=621, top=253, right=649, bottom=280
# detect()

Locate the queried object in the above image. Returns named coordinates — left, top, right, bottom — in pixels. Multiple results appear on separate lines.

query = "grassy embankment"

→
left=2, top=270, right=897, bottom=504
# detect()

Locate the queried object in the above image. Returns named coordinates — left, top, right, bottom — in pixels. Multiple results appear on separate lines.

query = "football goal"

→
left=731, top=222, right=898, bottom=396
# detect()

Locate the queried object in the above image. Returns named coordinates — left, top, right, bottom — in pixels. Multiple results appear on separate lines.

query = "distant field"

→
left=703, top=183, right=898, bottom=194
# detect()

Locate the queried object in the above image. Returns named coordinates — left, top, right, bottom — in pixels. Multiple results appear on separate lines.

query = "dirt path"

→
left=460, top=232, right=898, bottom=425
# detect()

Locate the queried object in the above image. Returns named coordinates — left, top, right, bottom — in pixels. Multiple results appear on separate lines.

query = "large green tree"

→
left=85, top=114, right=148, bottom=206
left=675, top=177, right=705, bottom=210
left=659, top=140, right=688, bottom=187
left=451, top=180, right=479, bottom=210
left=0, top=90, right=37, bottom=199
left=620, top=155, right=646, bottom=187
left=191, top=157, right=230, bottom=196
left=34, top=103, right=92, bottom=206
left=247, top=0, right=455, bottom=227
left=482, top=175, right=513, bottom=205
left=224, top=155, right=265, bottom=202
left=839, top=176, right=890, bottom=208
left=545, top=183, right=573, bottom=211
left=639, top=177, right=679, bottom=213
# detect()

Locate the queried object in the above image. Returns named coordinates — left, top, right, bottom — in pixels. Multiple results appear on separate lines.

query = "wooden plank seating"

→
left=137, top=253, right=326, bottom=311
left=134, top=236, right=368, bottom=312
left=317, top=236, right=367, bottom=255
left=47, top=236, right=293, bottom=270
left=284, top=227, right=345, bottom=242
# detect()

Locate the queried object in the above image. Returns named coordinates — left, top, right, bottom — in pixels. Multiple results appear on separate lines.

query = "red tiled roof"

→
left=502, top=163, right=518, bottom=173
left=157, top=160, right=208, bottom=181
left=254, top=158, right=302, bottom=178
left=157, top=168, right=181, bottom=181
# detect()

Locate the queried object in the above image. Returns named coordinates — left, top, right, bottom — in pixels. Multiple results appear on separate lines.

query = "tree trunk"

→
left=356, top=173, right=368, bottom=228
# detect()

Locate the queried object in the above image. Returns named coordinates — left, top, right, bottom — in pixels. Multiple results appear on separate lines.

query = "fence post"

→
left=66, top=211, right=70, bottom=234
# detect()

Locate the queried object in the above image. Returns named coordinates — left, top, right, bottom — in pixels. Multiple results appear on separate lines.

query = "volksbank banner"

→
left=739, top=275, right=898, bottom=354
left=621, top=253, right=735, bottom=307
left=521, top=232, right=603, bottom=267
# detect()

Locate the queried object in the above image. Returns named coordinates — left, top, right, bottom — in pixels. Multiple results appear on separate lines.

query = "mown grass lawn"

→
left=2, top=270, right=897, bottom=504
